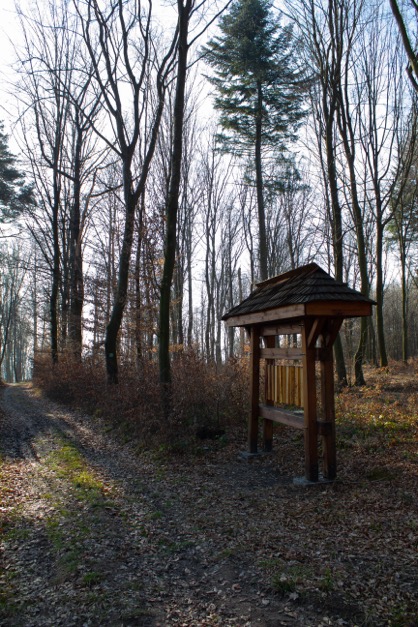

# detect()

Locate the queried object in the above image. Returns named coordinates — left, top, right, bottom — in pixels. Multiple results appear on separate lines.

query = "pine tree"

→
left=204, top=0, right=306, bottom=280
left=0, top=123, right=33, bottom=221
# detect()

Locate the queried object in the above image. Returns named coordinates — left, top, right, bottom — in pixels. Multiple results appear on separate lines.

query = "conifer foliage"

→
left=203, top=0, right=306, bottom=280
left=0, top=123, right=33, bottom=220
left=204, top=0, right=305, bottom=151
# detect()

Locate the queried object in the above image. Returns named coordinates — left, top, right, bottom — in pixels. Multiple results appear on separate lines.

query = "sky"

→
left=0, top=0, right=213, bottom=131
left=0, top=0, right=23, bottom=127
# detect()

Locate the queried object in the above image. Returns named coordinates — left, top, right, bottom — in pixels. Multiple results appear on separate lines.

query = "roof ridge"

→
left=255, top=262, right=324, bottom=289
left=222, top=263, right=375, bottom=322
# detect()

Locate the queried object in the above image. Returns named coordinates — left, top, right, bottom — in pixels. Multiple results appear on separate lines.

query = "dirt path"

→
left=0, top=383, right=416, bottom=626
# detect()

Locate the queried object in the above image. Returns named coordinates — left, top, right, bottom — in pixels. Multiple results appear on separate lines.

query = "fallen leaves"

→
left=0, top=370, right=417, bottom=626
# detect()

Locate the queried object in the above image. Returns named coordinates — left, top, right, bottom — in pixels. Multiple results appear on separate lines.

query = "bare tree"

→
left=158, top=0, right=233, bottom=387
left=289, top=0, right=349, bottom=385
left=355, top=4, right=407, bottom=368
left=389, top=0, right=418, bottom=92
left=75, top=0, right=178, bottom=383
left=0, top=245, right=28, bottom=381
left=389, top=107, right=418, bottom=362
left=332, top=0, right=370, bottom=384
left=16, top=0, right=76, bottom=364
left=15, top=0, right=105, bottom=363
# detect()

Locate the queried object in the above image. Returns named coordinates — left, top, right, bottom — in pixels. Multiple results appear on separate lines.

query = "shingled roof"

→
left=222, top=263, right=374, bottom=323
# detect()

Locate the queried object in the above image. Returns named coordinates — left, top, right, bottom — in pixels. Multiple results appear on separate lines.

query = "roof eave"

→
left=223, top=300, right=374, bottom=327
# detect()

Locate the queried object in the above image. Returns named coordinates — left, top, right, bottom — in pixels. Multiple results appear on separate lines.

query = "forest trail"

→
left=0, top=383, right=324, bottom=626
left=0, top=383, right=416, bottom=626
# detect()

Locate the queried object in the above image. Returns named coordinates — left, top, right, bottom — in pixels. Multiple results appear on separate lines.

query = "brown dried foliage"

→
left=33, top=351, right=250, bottom=450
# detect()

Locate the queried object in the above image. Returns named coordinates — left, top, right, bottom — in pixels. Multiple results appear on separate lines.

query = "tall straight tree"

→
left=159, top=0, right=194, bottom=388
left=204, top=0, right=305, bottom=281
left=333, top=0, right=370, bottom=384
left=289, top=0, right=349, bottom=385
left=389, top=108, right=418, bottom=363
left=158, top=0, right=231, bottom=388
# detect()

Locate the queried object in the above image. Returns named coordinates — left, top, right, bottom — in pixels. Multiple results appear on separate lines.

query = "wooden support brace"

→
left=249, top=326, right=261, bottom=454
left=320, top=344, right=337, bottom=480
left=263, top=335, right=275, bottom=452
left=323, top=317, right=344, bottom=349
left=307, top=317, right=326, bottom=349
left=302, top=320, right=318, bottom=482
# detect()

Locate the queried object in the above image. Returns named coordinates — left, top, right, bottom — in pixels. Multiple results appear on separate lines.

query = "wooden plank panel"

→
left=296, top=366, right=303, bottom=407
left=260, top=347, right=304, bottom=360
left=270, top=364, right=304, bottom=407
left=259, top=405, right=304, bottom=429
left=280, top=366, right=286, bottom=404
left=289, top=366, right=295, bottom=405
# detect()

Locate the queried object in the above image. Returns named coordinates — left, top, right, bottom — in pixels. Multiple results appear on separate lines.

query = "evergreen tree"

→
left=0, top=123, right=33, bottom=221
left=204, top=0, right=306, bottom=280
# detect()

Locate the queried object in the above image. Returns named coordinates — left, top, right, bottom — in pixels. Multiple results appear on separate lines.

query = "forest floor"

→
left=0, top=367, right=417, bottom=626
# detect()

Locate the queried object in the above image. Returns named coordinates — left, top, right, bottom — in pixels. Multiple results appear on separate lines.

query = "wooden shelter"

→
left=222, top=263, right=374, bottom=482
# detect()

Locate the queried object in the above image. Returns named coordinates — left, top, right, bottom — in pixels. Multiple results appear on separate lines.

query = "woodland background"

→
left=0, top=0, right=417, bottom=414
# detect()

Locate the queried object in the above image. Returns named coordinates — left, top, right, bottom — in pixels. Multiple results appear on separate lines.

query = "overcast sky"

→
left=0, top=0, right=22, bottom=126
left=0, top=0, right=201, bottom=129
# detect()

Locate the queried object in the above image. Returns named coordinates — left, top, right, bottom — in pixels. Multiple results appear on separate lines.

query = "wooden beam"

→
left=315, top=347, right=332, bottom=362
left=223, top=304, right=306, bottom=328
left=263, top=336, right=275, bottom=452
left=249, top=327, right=261, bottom=454
left=307, top=317, right=326, bottom=349
left=302, top=320, right=318, bottom=482
left=260, top=347, right=304, bottom=360
left=320, top=340, right=337, bottom=480
left=260, top=323, right=303, bottom=336
left=323, top=317, right=343, bottom=348
left=305, top=301, right=372, bottom=318
left=317, top=421, right=333, bottom=436
left=259, top=405, right=304, bottom=429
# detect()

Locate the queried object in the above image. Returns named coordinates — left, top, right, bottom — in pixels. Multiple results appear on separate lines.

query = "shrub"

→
left=33, top=349, right=249, bottom=451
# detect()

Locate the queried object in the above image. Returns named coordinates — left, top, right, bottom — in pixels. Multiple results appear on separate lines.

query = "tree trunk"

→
left=255, top=81, right=268, bottom=282
left=159, top=1, right=191, bottom=387
left=324, top=109, right=347, bottom=386
left=68, top=117, right=84, bottom=361
left=105, top=183, right=136, bottom=384
left=400, top=239, right=408, bottom=363
left=375, top=220, right=388, bottom=367
left=50, top=176, right=61, bottom=365
left=334, top=57, right=371, bottom=384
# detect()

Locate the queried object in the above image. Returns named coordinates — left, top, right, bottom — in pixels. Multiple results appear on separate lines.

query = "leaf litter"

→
left=0, top=370, right=417, bottom=626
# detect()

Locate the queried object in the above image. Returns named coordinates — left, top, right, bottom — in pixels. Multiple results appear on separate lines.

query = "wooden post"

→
left=249, top=326, right=261, bottom=454
left=263, top=335, right=275, bottom=452
left=302, top=320, right=318, bottom=481
left=320, top=327, right=338, bottom=480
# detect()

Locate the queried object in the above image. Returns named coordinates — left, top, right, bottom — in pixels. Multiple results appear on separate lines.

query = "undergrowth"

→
left=33, top=350, right=249, bottom=451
